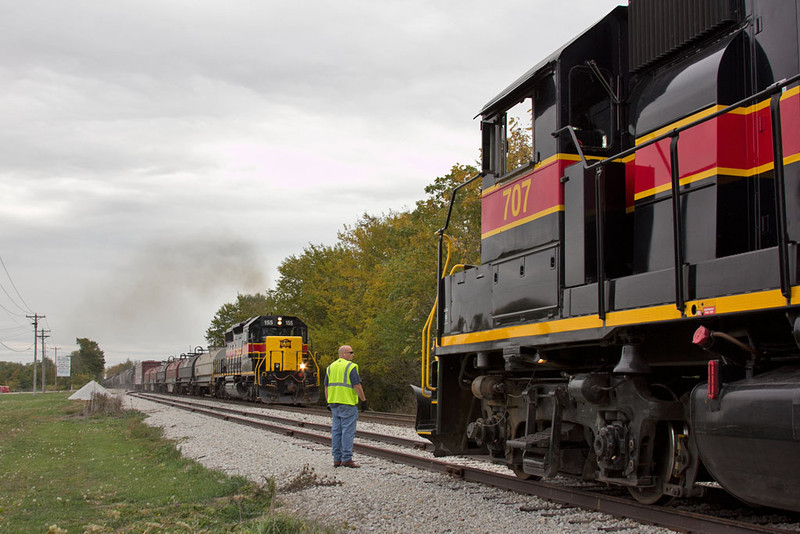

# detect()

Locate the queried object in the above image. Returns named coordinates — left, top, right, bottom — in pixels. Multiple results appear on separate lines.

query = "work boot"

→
left=341, top=460, right=360, bottom=468
left=333, top=461, right=341, bottom=467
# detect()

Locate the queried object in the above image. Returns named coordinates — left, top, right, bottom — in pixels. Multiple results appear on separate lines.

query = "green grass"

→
left=0, top=392, right=334, bottom=533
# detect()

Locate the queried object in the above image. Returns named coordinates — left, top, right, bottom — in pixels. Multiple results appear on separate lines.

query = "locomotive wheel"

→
left=628, top=422, right=682, bottom=505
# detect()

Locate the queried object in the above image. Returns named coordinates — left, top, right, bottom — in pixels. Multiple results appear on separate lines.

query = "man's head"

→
left=338, top=345, right=354, bottom=360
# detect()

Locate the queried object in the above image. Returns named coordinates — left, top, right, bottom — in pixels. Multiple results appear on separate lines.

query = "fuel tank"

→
left=691, top=366, right=800, bottom=512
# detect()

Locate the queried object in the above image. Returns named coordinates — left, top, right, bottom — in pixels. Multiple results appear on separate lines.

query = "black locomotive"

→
left=415, top=0, right=800, bottom=512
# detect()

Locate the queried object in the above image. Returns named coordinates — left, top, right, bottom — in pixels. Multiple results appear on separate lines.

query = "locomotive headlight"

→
left=277, top=316, right=283, bottom=326
left=299, top=363, right=307, bottom=370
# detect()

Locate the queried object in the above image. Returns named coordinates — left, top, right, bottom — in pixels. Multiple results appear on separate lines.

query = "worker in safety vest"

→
left=325, top=345, right=367, bottom=468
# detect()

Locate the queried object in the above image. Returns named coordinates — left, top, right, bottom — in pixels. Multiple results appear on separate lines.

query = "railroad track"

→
left=134, top=390, right=416, bottom=427
left=267, top=402, right=415, bottom=427
left=129, top=391, right=797, bottom=534
left=129, top=391, right=428, bottom=452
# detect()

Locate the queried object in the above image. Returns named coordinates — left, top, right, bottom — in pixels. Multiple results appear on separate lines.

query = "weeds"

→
left=82, top=392, right=125, bottom=416
left=0, top=392, right=331, bottom=534
left=279, top=464, right=342, bottom=493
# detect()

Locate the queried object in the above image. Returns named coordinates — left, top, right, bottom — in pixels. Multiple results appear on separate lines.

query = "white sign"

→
left=57, top=353, right=71, bottom=377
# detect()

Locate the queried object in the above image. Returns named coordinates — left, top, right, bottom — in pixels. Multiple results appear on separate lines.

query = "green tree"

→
left=269, top=243, right=352, bottom=356
left=71, top=338, right=105, bottom=384
left=418, top=162, right=482, bottom=268
left=0, top=361, right=30, bottom=391
left=505, top=115, right=533, bottom=172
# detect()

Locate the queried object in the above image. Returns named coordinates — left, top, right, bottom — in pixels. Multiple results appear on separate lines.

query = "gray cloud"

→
left=0, top=0, right=623, bottom=365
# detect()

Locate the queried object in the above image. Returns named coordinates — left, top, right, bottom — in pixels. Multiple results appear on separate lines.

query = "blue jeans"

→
left=330, top=403, right=359, bottom=462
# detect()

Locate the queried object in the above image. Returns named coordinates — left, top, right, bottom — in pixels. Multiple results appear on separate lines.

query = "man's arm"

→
left=354, top=383, right=366, bottom=402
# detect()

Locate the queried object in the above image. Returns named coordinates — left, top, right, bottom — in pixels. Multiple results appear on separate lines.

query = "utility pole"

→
left=26, top=314, right=44, bottom=395
left=39, top=329, right=50, bottom=393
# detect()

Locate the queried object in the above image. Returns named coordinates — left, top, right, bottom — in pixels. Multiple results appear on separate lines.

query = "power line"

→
left=0, top=324, right=29, bottom=333
left=0, top=255, right=33, bottom=314
left=43, top=316, right=58, bottom=349
left=0, top=340, right=34, bottom=352
left=0, top=299, right=26, bottom=318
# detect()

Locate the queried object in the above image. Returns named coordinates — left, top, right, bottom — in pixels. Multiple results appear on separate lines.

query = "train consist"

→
left=415, top=0, right=800, bottom=512
left=110, top=315, right=320, bottom=405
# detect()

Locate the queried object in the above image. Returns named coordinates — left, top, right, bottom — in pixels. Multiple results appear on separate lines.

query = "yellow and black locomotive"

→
left=214, top=315, right=319, bottom=404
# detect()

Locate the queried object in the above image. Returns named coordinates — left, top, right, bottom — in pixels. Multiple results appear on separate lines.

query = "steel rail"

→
left=131, top=392, right=795, bottom=534
left=271, top=403, right=415, bottom=426
left=130, top=392, right=429, bottom=451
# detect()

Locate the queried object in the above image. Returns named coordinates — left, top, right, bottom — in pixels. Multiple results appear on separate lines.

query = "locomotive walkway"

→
left=129, top=392, right=797, bottom=534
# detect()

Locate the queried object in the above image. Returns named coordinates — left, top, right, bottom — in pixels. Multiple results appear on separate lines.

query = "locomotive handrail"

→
left=669, top=135, right=685, bottom=313
left=307, top=350, right=321, bottom=387
left=436, top=172, right=484, bottom=345
left=554, top=73, right=800, bottom=315
left=423, top=234, right=454, bottom=397
left=770, top=92, right=791, bottom=302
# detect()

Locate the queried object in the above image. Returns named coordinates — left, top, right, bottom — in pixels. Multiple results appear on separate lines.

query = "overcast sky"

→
left=0, top=0, right=622, bottom=369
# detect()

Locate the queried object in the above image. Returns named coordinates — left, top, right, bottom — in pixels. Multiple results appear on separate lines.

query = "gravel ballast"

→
left=126, top=395, right=673, bottom=533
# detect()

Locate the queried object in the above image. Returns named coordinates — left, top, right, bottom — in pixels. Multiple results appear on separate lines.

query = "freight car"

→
left=103, top=367, right=133, bottom=390
left=134, top=360, right=160, bottom=390
left=415, top=0, right=800, bottom=513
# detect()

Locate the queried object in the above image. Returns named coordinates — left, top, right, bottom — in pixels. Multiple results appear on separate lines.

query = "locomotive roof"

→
left=223, top=314, right=306, bottom=334
left=477, top=6, right=626, bottom=118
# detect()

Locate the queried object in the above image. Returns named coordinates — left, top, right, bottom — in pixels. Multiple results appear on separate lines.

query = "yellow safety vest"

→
left=326, top=358, right=359, bottom=405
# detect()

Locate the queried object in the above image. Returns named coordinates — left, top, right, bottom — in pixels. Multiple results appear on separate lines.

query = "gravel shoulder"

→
left=125, top=395, right=671, bottom=533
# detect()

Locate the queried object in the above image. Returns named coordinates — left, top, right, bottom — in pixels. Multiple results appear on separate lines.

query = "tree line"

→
left=0, top=337, right=106, bottom=392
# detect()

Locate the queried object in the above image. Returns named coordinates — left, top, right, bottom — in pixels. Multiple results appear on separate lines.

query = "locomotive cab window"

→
left=569, top=66, right=612, bottom=150
left=503, top=97, right=533, bottom=175
left=483, top=97, right=534, bottom=177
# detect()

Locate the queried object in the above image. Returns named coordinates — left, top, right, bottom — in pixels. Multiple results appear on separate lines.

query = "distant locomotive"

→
left=216, top=315, right=319, bottom=404
left=131, top=315, right=320, bottom=405
left=415, top=0, right=800, bottom=513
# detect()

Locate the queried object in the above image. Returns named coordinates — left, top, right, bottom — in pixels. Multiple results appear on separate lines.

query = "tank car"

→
left=192, top=347, right=225, bottom=396
left=175, top=347, right=205, bottom=395
left=415, top=0, right=800, bottom=512
left=143, top=364, right=158, bottom=392
left=213, top=315, right=320, bottom=404
left=163, top=357, right=182, bottom=393
left=154, top=361, right=169, bottom=393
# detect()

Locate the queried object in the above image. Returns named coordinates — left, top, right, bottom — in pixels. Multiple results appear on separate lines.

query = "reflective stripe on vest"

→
left=326, top=358, right=359, bottom=405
